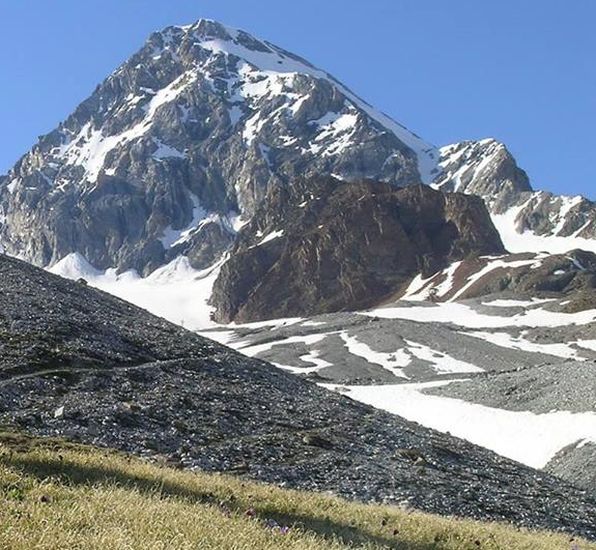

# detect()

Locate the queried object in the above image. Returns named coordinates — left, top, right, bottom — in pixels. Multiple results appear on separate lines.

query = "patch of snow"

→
left=50, top=252, right=103, bottom=279
left=228, top=105, right=243, bottom=126
left=228, top=213, right=249, bottom=232
left=481, top=298, right=557, bottom=308
left=159, top=195, right=207, bottom=249
left=237, top=333, right=331, bottom=357
left=492, top=199, right=596, bottom=255
left=153, top=139, right=186, bottom=160
left=404, top=340, right=484, bottom=374
left=256, top=229, right=284, bottom=246
left=301, top=320, right=327, bottom=327
left=230, top=317, right=304, bottom=330
left=363, top=302, right=596, bottom=329
left=340, top=332, right=409, bottom=378
left=308, top=109, right=359, bottom=157
left=324, top=380, right=596, bottom=469
left=258, top=143, right=272, bottom=168
left=50, top=253, right=222, bottom=330
left=431, top=261, right=463, bottom=298
left=57, top=72, right=197, bottom=182
left=552, top=195, right=583, bottom=236
left=400, top=272, right=434, bottom=301
left=449, top=257, right=542, bottom=301
left=193, top=26, right=437, bottom=181
left=575, top=340, right=596, bottom=352
left=298, top=349, right=333, bottom=371
left=467, top=331, right=581, bottom=360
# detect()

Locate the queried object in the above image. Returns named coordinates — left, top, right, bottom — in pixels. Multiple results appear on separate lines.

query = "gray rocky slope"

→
left=1, top=254, right=596, bottom=540
left=202, top=294, right=596, bottom=491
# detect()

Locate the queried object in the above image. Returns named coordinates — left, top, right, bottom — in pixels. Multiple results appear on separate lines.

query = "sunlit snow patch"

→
left=324, top=381, right=596, bottom=469
left=363, top=302, right=596, bottom=329
left=50, top=253, right=222, bottom=330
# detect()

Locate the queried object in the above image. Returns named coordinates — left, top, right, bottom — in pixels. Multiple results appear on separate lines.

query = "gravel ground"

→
left=1, top=253, right=596, bottom=540
left=427, top=362, right=596, bottom=414
left=207, top=311, right=565, bottom=385
left=546, top=441, right=596, bottom=493
left=2, top=358, right=596, bottom=541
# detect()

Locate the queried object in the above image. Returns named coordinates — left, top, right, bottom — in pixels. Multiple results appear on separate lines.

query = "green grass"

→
left=0, top=432, right=592, bottom=549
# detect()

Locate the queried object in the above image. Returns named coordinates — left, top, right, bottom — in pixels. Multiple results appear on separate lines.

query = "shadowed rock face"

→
left=210, top=178, right=505, bottom=323
left=1, top=252, right=596, bottom=540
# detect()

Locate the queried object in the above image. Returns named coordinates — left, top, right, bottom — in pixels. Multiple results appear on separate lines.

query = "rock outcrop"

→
left=402, top=249, right=596, bottom=304
left=211, top=178, right=504, bottom=322
left=433, top=139, right=596, bottom=244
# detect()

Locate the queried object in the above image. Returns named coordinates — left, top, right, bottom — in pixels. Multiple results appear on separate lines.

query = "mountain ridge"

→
left=0, top=17, right=595, bottom=305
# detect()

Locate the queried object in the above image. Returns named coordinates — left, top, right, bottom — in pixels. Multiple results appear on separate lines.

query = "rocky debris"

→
left=211, top=178, right=504, bottom=323
left=0, top=19, right=436, bottom=275
left=546, top=441, right=596, bottom=492
left=426, top=362, right=596, bottom=415
left=302, top=433, right=334, bottom=449
left=0, top=252, right=596, bottom=539
left=3, top=358, right=596, bottom=541
left=204, top=310, right=565, bottom=385
left=202, top=296, right=596, bottom=493
left=0, top=254, right=223, bottom=380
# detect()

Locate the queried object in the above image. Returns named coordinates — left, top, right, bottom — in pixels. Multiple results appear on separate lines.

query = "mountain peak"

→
left=0, top=19, right=437, bottom=272
left=433, top=138, right=532, bottom=207
left=175, top=18, right=242, bottom=43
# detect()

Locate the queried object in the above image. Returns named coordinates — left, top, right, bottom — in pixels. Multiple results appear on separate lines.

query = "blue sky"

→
left=1, top=0, right=594, bottom=198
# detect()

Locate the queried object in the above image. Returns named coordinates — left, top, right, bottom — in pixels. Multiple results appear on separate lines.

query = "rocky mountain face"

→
left=211, top=178, right=504, bottom=322
left=0, top=20, right=596, bottom=306
left=1, top=252, right=596, bottom=540
left=0, top=19, right=437, bottom=275
left=432, top=139, right=532, bottom=213
left=0, top=17, right=593, bottom=316
left=433, top=139, right=596, bottom=245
